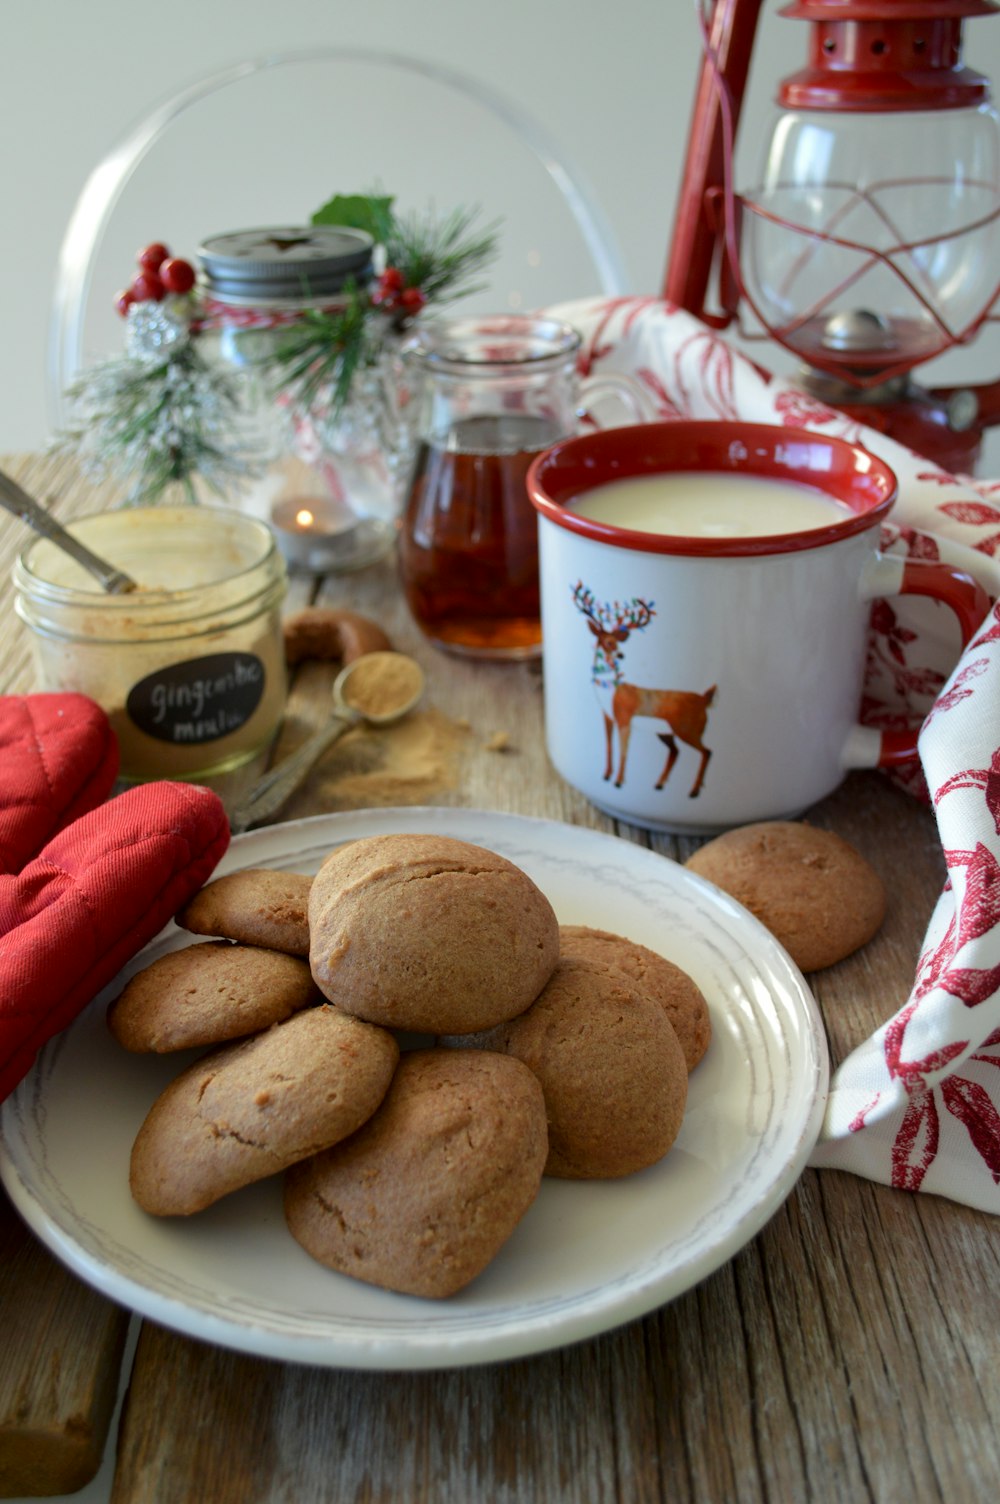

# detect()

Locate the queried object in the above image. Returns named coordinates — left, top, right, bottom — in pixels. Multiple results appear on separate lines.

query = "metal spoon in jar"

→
left=0, top=468, right=138, bottom=594
left=229, top=650, right=426, bottom=834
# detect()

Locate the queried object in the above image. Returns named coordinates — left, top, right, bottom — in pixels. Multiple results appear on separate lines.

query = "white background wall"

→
left=4, top=0, right=1000, bottom=463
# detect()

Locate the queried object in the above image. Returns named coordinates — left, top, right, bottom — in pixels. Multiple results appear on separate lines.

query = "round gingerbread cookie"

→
left=284, top=1048, right=548, bottom=1299
left=684, top=820, right=886, bottom=972
left=107, top=941, right=320, bottom=1053
left=129, top=1006, right=398, bottom=1217
left=308, top=833, right=560, bottom=1034
left=475, top=956, right=688, bottom=1180
left=558, top=925, right=711, bottom=1072
left=176, top=869, right=312, bottom=956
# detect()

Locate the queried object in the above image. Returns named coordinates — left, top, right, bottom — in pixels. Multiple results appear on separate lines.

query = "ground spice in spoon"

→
left=339, top=652, right=425, bottom=721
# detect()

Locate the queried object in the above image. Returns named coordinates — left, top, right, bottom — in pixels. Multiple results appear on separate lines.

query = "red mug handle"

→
left=866, top=557, right=992, bottom=767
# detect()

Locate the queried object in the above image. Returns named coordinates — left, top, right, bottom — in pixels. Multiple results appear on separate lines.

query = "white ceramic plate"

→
left=0, top=808, right=828, bottom=1370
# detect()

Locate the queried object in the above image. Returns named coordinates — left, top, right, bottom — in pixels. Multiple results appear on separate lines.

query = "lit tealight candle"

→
left=269, top=495, right=360, bottom=573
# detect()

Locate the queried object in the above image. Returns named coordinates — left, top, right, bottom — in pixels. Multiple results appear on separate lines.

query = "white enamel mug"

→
left=527, top=421, right=989, bottom=833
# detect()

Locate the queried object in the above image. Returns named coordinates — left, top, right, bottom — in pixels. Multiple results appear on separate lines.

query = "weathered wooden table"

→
left=0, top=453, right=997, bottom=1504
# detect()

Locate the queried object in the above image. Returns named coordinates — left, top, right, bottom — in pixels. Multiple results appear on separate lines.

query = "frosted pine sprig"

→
left=52, top=304, right=258, bottom=506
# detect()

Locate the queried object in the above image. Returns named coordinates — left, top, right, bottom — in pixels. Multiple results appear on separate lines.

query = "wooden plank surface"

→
left=0, top=1190, right=128, bottom=1497
left=110, top=1176, right=1000, bottom=1502
left=1, top=454, right=998, bottom=1503
left=0, top=455, right=137, bottom=1500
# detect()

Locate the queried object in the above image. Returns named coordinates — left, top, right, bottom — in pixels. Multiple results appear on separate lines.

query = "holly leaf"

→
left=312, top=194, right=395, bottom=245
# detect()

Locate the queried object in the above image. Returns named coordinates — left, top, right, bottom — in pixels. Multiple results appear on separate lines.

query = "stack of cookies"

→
left=110, top=833, right=712, bottom=1300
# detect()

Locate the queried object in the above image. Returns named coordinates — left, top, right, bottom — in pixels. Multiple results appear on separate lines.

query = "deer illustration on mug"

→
left=572, top=582, right=715, bottom=797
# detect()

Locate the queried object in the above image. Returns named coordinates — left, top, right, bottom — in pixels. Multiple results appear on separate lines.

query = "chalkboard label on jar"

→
left=126, top=652, right=266, bottom=744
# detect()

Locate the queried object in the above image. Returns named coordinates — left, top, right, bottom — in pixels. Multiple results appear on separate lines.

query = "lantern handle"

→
left=662, top=0, right=765, bottom=322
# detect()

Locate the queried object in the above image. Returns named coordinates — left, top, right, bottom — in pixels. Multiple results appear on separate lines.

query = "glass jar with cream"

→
left=14, top=506, right=288, bottom=784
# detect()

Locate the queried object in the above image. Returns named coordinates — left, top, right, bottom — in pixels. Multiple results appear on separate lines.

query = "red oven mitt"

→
left=0, top=694, right=120, bottom=874
left=0, top=696, right=230, bottom=1101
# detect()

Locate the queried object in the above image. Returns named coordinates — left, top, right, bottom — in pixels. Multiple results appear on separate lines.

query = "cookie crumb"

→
left=484, top=731, right=512, bottom=752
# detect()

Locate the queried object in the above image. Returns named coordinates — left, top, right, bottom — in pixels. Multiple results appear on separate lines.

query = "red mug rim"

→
left=526, top=420, right=899, bottom=557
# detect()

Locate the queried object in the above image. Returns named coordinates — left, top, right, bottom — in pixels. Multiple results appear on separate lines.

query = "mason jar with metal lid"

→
left=14, top=505, right=288, bottom=784
left=197, top=225, right=404, bottom=573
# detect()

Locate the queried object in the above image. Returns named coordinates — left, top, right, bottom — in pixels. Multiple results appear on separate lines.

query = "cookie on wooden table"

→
left=284, top=1048, right=548, bottom=1299
left=684, top=820, right=886, bottom=972
left=177, top=869, right=312, bottom=956
left=558, top=925, right=711, bottom=1072
left=454, top=957, right=688, bottom=1180
left=107, top=941, right=319, bottom=1053
left=308, top=833, right=560, bottom=1034
left=129, top=1006, right=399, bottom=1216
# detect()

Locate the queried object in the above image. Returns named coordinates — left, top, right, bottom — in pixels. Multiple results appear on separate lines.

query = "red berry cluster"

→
left=115, top=242, right=196, bottom=317
left=370, top=265, right=426, bottom=317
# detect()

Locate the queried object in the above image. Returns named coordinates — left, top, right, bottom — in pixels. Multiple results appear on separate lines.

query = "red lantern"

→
left=665, top=1, right=1000, bottom=471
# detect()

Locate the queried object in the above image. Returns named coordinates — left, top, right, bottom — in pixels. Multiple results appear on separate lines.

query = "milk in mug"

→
left=567, top=471, right=851, bottom=538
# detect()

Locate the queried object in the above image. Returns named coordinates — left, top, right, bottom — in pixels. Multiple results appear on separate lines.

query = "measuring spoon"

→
left=230, top=650, right=426, bottom=834
left=0, top=467, right=138, bottom=594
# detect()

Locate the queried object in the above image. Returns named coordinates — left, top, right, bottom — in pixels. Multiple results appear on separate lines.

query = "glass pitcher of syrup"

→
left=398, top=315, right=647, bottom=659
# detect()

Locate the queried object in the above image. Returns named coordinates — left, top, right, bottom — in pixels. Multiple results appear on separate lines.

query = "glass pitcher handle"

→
left=578, top=371, right=655, bottom=428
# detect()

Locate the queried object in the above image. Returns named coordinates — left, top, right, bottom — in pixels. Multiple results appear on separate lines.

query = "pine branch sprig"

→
left=268, top=195, right=501, bottom=424
left=268, top=283, right=376, bottom=415
left=384, top=204, right=502, bottom=307
left=52, top=322, right=257, bottom=507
